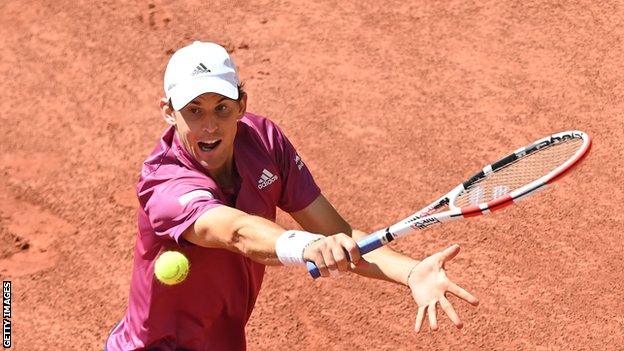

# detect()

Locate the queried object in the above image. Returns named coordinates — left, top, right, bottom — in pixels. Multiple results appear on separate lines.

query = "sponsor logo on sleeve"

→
left=294, top=155, right=305, bottom=171
left=257, top=169, right=278, bottom=189
left=178, top=190, right=214, bottom=205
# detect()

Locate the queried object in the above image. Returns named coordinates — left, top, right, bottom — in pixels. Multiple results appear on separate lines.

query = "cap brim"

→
left=170, top=77, right=239, bottom=110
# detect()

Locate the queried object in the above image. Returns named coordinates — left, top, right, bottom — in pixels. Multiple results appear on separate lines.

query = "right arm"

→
left=181, top=206, right=285, bottom=265
left=138, top=170, right=357, bottom=275
left=181, top=205, right=361, bottom=274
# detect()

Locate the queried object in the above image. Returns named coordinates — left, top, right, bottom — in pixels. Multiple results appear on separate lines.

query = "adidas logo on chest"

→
left=257, top=169, right=278, bottom=189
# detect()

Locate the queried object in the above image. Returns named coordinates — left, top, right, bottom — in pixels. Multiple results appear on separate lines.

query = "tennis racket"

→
left=307, top=130, right=592, bottom=278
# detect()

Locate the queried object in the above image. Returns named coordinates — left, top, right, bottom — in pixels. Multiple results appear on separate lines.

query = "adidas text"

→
left=257, top=169, right=278, bottom=189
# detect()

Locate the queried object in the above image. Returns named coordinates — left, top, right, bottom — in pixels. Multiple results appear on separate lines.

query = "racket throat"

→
left=382, top=227, right=394, bottom=244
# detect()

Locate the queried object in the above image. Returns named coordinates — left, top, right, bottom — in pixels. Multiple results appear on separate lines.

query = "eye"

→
left=215, top=104, right=228, bottom=112
left=190, top=107, right=202, bottom=115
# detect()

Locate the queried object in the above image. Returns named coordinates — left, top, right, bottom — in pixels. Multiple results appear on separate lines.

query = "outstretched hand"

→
left=407, top=244, right=479, bottom=332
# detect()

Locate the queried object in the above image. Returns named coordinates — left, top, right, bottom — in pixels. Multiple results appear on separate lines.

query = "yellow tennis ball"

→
left=154, top=251, right=189, bottom=285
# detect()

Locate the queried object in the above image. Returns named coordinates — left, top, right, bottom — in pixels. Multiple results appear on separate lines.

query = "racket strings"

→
left=454, top=138, right=583, bottom=208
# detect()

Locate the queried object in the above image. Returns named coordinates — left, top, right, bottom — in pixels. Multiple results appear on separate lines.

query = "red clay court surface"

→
left=1, top=1, right=623, bottom=350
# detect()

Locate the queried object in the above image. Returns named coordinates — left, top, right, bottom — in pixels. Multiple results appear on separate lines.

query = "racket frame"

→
left=307, top=130, right=591, bottom=278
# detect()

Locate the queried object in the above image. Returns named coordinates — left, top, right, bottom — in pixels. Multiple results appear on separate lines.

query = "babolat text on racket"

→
left=307, top=130, right=592, bottom=278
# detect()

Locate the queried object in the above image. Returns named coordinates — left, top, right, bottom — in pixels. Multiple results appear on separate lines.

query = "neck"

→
left=206, top=152, right=235, bottom=188
left=208, top=163, right=234, bottom=188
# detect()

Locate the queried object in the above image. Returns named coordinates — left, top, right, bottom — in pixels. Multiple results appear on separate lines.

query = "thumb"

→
left=352, top=257, right=373, bottom=270
left=440, top=244, right=460, bottom=263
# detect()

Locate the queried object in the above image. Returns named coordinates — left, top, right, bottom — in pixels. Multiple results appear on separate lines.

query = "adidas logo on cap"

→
left=191, top=63, right=211, bottom=76
left=257, top=169, right=278, bottom=189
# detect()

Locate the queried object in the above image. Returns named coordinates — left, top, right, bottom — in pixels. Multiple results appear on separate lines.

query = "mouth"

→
left=197, top=139, right=222, bottom=152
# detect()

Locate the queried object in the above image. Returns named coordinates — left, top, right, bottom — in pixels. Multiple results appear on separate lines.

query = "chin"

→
left=197, top=157, right=225, bottom=172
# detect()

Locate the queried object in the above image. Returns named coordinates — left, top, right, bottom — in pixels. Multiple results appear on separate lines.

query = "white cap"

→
left=164, top=41, right=239, bottom=110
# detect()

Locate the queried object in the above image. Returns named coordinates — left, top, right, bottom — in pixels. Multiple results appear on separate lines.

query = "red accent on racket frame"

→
left=487, top=194, right=514, bottom=212
left=461, top=205, right=484, bottom=217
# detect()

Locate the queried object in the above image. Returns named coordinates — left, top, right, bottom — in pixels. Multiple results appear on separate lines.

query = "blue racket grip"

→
left=306, top=261, right=322, bottom=279
left=306, top=233, right=385, bottom=279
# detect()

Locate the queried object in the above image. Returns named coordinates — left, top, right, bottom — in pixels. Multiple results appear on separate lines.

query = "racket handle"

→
left=357, top=233, right=385, bottom=255
left=306, top=232, right=386, bottom=279
left=306, top=261, right=322, bottom=279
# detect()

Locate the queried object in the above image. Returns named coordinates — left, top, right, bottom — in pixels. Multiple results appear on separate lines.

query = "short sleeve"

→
left=271, top=124, right=321, bottom=212
left=138, top=172, right=224, bottom=242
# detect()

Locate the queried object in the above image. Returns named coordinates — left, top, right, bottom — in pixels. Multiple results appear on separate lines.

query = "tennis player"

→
left=104, top=41, right=478, bottom=350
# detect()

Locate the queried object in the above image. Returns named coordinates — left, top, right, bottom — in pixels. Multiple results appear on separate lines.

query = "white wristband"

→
left=275, top=230, right=324, bottom=266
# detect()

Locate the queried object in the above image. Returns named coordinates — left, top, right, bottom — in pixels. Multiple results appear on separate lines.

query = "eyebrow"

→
left=189, top=97, right=229, bottom=106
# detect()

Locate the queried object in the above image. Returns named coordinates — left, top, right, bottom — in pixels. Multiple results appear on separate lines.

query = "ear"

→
left=160, top=98, right=177, bottom=125
left=236, top=93, right=247, bottom=119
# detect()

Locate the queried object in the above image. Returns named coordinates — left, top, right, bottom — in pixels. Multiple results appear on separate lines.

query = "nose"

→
left=202, top=117, right=218, bottom=133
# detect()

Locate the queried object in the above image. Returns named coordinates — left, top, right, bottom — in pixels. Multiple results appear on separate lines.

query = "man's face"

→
left=169, top=92, right=246, bottom=174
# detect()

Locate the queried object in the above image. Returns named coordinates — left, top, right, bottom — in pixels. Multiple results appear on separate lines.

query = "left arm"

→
left=290, top=194, right=479, bottom=331
left=272, top=121, right=477, bottom=330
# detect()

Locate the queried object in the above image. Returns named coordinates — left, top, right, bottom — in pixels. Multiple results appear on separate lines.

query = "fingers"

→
left=330, top=233, right=361, bottom=271
left=427, top=303, right=438, bottom=331
left=303, top=240, right=330, bottom=277
left=306, top=233, right=361, bottom=277
left=448, top=282, right=479, bottom=306
left=417, top=297, right=468, bottom=333
left=309, top=250, right=330, bottom=278
left=439, top=296, right=463, bottom=329
left=414, top=306, right=425, bottom=332
left=327, top=234, right=360, bottom=273
left=340, top=234, right=361, bottom=265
